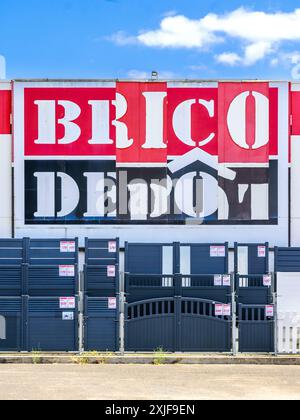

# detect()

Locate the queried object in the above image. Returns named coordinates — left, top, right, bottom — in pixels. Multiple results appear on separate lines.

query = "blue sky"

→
left=1, top=0, right=300, bottom=80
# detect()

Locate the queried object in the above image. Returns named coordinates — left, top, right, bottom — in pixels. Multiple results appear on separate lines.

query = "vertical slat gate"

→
left=84, top=238, right=119, bottom=351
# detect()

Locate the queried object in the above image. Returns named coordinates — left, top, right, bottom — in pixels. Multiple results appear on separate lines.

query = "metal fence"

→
left=0, top=240, right=300, bottom=354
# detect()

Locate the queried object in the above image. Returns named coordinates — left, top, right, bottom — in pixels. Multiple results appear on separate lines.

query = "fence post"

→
left=231, top=273, right=237, bottom=356
left=78, top=271, right=84, bottom=353
left=272, top=272, right=278, bottom=356
left=119, top=271, right=125, bottom=355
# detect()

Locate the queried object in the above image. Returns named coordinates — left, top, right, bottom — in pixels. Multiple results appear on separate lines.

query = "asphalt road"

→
left=0, top=364, right=299, bottom=400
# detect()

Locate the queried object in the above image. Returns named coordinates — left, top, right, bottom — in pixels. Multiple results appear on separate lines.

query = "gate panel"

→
left=235, top=243, right=269, bottom=275
left=179, top=243, right=230, bottom=302
left=0, top=297, right=22, bottom=351
left=187, top=243, right=228, bottom=275
left=0, top=239, right=25, bottom=297
left=27, top=297, right=78, bottom=351
left=125, top=243, right=174, bottom=274
left=275, top=247, right=300, bottom=272
left=0, top=239, right=25, bottom=265
left=125, top=298, right=176, bottom=352
left=26, top=238, right=78, bottom=265
left=84, top=297, right=119, bottom=351
left=125, top=297, right=232, bottom=352
left=180, top=299, right=231, bottom=352
left=0, top=266, right=23, bottom=297
left=85, top=238, right=119, bottom=266
left=27, top=265, right=78, bottom=296
left=238, top=304, right=274, bottom=353
left=235, top=275, right=273, bottom=304
left=275, top=248, right=300, bottom=354
left=84, top=238, right=119, bottom=296
left=180, top=275, right=231, bottom=303
left=125, top=274, right=175, bottom=303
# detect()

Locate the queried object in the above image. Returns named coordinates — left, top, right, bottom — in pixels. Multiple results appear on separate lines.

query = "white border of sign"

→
left=13, top=81, right=289, bottom=246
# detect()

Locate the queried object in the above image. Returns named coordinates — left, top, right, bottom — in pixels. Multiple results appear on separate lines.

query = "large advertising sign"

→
left=13, top=81, right=289, bottom=245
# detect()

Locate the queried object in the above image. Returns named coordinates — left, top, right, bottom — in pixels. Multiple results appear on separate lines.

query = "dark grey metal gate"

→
left=238, top=304, right=274, bottom=353
left=125, top=242, right=232, bottom=352
left=125, top=297, right=232, bottom=352
left=83, top=238, right=119, bottom=351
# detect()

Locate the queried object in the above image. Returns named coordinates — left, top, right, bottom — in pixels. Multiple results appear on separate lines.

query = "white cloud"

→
left=216, top=52, right=242, bottom=66
left=0, top=56, right=6, bottom=79
left=137, top=15, right=221, bottom=49
left=110, top=8, right=300, bottom=66
left=106, top=31, right=138, bottom=46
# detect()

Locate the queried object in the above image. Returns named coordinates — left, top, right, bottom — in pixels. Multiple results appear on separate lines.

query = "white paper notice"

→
left=108, top=297, right=117, bottom=309
left=266, top=305, right=274, bottom=317
left=215, top=304, right=224, bottom=316
left=263, top=275, right=272, bottom=287
left=59, top=265, right=75, bottom=277
left=223, top=304, right=231, bottom=317
left=59, top=297, right=76, bottom=309
left=107, top=265, right=116, bottom=277
left=60, top=241, right=76, bottom=253
left=258, top=246, right=266, bottom=258
left=108, top=241, right=117, bottom=253
left=222, top=275, right=231, bottom=287
left=214, top=275, right=222, bottom=286
left=210, top=246, right=226, bottom=257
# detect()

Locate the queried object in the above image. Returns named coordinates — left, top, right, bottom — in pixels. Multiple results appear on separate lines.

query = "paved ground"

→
left=0, top=364, right=300, bottom=400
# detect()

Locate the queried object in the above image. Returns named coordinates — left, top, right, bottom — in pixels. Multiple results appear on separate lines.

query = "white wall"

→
left=0, top=82, right=12, bottom=238
left=291, top=135, right=300, bottom=246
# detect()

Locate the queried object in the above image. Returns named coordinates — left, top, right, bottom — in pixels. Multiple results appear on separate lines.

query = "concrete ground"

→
left=0, top=364, right=300, bottom=400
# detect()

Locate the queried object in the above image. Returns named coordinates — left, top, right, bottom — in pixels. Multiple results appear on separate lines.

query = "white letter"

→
left=150, top=176, right=172, bottom=218
left=172, top=99, right=215, bottom=147
left=227, top=91, right=269, bottom=150
left=84, top=172, right=116, bottom=217
left=34, top=100, right=56, bottom=144
left=175, top=172, right=218, bottom=218
left=142, top=92, right=167, bottom=149
left=113, top=93, right=133, bottom=149
left=34, top=172, right=55, bottom=217
left=128, top=180, right=148, bottom=220
left=57, top=172, right=80, bottom=217
left=88, top=100, right=113, bottom=145
left=57, top=100, right=81, bottom=145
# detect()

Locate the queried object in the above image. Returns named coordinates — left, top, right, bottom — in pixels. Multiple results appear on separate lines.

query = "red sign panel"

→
left=218, top=83, right=270, bottom=163
left=291, top=88, right=300, bottom=135
left=116, top=82, right=167, bottom=164
left=167, top=86, right=218, bottom=157
left=24, top=87, right=116, bottom=156
left=0, top=89, right=11, bottom=135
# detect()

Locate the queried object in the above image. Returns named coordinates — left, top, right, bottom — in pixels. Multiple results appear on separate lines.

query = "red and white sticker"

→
left=210, top=246, right=226, bottom=258
left=215, top=304, right=224, bottom=316
left=266, top=305, right=274, bottom=317
left=223, top=304, right=231, bottom=317
left=215, top=303, right=231, bottom=317
left=222, top=275, right=231, bottom=287
left=108, top=297, right=117, bottom=310
left=59, top=297, right=76, bottom=309
left=60, top=241, right=76, bottom=253
left=214, top=275, right=222, bottom=286
left=258, top=246, right=266, bottom=258
left=107, top=265, right=116, bottom=277
left=108, top=241, right=117, bottom=253
left=59, top=265, right=75, bottom=277
left=263, top=275, right=272, bottom=287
